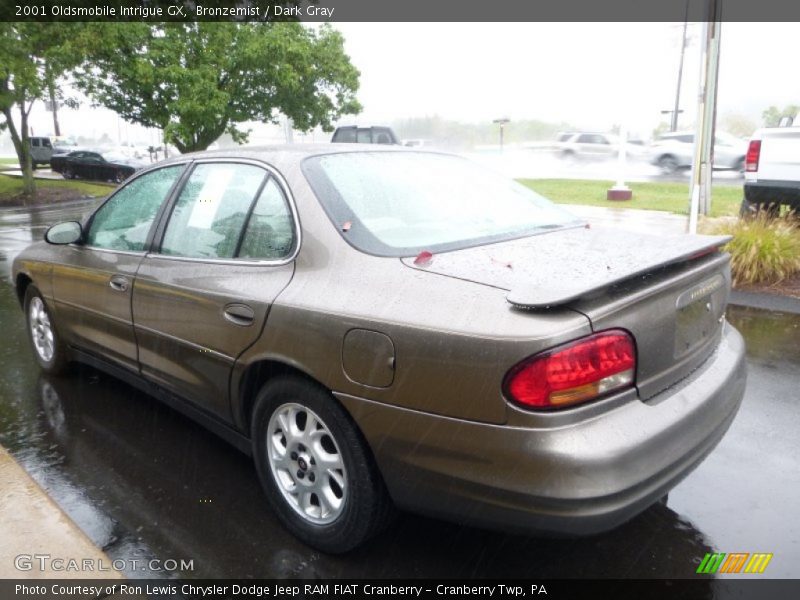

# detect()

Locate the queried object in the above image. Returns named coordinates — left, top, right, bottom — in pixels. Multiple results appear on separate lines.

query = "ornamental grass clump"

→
left=708, top=214, right=800, bottom=286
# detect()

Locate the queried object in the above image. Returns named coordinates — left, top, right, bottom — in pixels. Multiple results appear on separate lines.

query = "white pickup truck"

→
left=743, top=115, right=800, bottom=215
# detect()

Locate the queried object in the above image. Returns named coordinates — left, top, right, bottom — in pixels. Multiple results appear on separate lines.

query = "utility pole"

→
left=671, top=0, right=691, bottom=132
left=688, top=0, right=723, bottom=232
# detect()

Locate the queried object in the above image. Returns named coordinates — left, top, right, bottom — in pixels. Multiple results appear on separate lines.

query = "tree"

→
left=762, top=104, right=800, bottom=127
left=75, top=23, right=361, bottom=153
left=0, top=23, right=83, bottom=198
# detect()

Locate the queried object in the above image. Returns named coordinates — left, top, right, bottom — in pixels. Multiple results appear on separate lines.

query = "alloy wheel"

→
left=266, top=402, right=348, bottom=525
left=29, top=296, right=55, bottom=363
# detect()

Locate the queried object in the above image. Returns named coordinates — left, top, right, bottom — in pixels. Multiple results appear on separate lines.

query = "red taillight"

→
left=745, top=140, right=761, bottom=172
left=503, top=330, right=636, bottom=410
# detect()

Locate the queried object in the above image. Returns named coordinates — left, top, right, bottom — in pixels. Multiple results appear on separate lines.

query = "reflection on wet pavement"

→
left=0, top=204, right=798, bottom=582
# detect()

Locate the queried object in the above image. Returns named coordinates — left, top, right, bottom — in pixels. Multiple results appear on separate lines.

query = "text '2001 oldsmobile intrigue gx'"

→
left=12, top=146, right=746, bottom=552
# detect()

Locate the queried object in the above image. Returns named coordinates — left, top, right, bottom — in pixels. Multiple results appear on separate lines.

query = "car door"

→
left=30, top=138, right=42, bottom=163
left=82, top=152, right=104, bottom=180
left=50, top=164, right=187, bottom=371
left=131, top=160, right=297, bottom=421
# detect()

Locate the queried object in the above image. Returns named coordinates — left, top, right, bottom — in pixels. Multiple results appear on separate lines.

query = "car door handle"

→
left=109, top=275, right=129, bottom=292
left=223, top=303, right=255, bottom=326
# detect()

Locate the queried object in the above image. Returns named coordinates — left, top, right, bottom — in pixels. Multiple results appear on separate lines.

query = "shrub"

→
left=706, top=214, right=800, bottom=286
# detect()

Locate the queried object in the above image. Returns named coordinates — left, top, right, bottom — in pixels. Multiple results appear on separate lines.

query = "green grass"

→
left=0, top=174, right=113, bottom=203
left=0, top=158, right=18, bottom=167
left=518, top=178, right=743, bottom=218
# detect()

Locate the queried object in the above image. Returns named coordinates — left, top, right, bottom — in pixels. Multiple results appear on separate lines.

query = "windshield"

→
left=303, top=152, right=581, bottom=256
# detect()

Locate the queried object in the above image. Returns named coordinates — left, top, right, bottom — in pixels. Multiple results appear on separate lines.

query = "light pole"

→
left=493, top=118, right=510, bottom=152
left=661, top=108, right=684, bottom=129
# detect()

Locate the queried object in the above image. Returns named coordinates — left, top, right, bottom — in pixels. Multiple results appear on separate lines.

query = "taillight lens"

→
left=503, top=330, right=636, bottom=410
left=745, top=140, right=761, bottom=172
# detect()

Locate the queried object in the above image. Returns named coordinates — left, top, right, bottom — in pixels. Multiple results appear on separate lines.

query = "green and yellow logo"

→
left=696, top=552, right=773, bottom=574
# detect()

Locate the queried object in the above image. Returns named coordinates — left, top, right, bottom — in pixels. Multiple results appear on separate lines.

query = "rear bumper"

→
left=338, top=323, right=746, bottom=535
left=744, top=180, right=800, bottom=208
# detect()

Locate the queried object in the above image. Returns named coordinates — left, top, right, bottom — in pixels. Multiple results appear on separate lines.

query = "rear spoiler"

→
left=506, top=235, right=731, bottom=309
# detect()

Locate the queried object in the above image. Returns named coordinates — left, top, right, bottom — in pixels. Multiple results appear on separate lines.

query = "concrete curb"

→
left=0, top=445, right=124, bottom=580
left=730, top=290, right=800, bottom=315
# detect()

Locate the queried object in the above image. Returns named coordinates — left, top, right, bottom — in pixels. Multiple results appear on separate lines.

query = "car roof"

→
left=153, top=143, right=429, bottom=170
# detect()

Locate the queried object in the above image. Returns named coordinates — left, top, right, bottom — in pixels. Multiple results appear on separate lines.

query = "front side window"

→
left=86, top=165, right=184, bottom=251
left=160, top=163, right=267, bottom=259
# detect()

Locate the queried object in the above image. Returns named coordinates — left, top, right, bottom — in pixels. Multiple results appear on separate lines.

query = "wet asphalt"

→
left=0, top=201, right=798, bottom=581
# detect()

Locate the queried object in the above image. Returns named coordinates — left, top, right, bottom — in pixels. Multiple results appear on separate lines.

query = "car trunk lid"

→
left=401, top=226, right=731, bottom=400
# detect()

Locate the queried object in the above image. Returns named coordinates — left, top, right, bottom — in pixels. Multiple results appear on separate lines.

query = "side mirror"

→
left=45, top=221, right=82, bottom=245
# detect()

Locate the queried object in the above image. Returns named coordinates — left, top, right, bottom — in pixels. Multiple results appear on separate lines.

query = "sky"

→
left=14, top=22, right=800, bottom=146
left=334, top=22, right=800, bottom=136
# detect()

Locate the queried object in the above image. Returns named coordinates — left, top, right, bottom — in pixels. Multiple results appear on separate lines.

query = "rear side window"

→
left=159, top=163, right=295, bottom=261
left=238, top=179, right=294, bottom=259
left=86, top=166, right=184, bottom=251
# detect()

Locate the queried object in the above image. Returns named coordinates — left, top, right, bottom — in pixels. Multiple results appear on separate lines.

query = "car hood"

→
left=401, top=226, right=730, bottom=308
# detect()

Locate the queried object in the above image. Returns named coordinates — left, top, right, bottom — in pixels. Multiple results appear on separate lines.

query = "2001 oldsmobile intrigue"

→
left=13, top=146, right=746, bottom=552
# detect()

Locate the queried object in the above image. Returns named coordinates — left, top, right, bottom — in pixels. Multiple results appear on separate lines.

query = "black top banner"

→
left=3, top=0, right=800, bottom=22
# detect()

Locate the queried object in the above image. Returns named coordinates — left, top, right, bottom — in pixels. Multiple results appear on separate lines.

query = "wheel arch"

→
left=15, top=272, right=33, bottom=308
left=236, top=358, right=340, bottom=435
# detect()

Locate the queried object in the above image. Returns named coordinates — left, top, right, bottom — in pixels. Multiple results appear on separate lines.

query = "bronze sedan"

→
left=12, top=146, right=746, bottom=553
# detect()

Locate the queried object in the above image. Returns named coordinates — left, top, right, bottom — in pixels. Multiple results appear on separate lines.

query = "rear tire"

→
left=658, top=155, right=679, bottom=175
left=24, top=285, right=70, bottom=375
left=62, top=167, right=74, bottom=180
left=251, top=376, right=394, bottom=553
left=114, top=170, right=126, bottom=184
left=740, top=197, right=780, bottom=219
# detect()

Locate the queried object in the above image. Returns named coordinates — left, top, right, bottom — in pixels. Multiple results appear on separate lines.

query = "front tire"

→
left=24, top=286, right=70, bottom=375
left=251, top=376, right=393, bottom=553
left=62, top=166, right=74, bottom=180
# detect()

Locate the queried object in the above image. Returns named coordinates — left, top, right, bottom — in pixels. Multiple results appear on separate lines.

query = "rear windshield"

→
left=302, top=152, right=581, bottom=256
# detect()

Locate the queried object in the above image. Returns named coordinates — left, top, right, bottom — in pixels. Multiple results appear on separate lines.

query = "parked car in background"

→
left=331, top=126, right=400, bottom=145
left=27, top=136, right=53, bottom=168
left=742, top=114, right=800, bottom=215
left=50, top=150, right=149, bottom=183
left=14, top=146, right=746, bottom=553
left=648, top=131, right=747, bottom=175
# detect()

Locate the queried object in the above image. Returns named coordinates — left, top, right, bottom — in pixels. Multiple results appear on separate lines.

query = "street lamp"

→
left=493, top=118, right=510, bottom=152
left=661, top=109, right=685, bottom=131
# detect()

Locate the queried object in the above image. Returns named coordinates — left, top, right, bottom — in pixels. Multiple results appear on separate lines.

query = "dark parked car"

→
left=331, top=126, right=400, bottom=145
left=50, top=150, right=148, bottom=183
left=13, top=146, right=746, bottom=553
